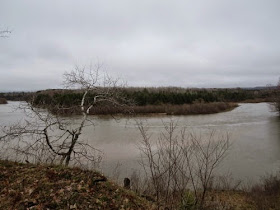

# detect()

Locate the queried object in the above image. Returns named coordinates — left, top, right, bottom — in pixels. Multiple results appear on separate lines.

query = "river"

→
left=0, top=101, right=279, bottom=183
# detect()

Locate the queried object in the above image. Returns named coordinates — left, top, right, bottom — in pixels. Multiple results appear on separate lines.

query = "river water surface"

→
left=0, top=102, right=279, bottom=183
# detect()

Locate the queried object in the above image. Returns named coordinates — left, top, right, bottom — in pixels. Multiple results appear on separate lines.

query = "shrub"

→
left=179, top=191, right=196, bottom=210
left=250, top=173, right=280, bottom=209
left=0, top=98, right=7, bottom=104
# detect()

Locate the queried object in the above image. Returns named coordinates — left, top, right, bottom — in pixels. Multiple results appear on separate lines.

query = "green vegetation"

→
left=0, top=91, right=30, bottom=101
left=123, top=87, right=261, bottom=105
left=1, top=86, right=278, bottom=115
left=0, top=160, right=154, bottom=209
left=32, top=87, right=278, bottom=107
left=28, top=86, right=279, bottom=115
left=2, top=86, right=277, bottom=104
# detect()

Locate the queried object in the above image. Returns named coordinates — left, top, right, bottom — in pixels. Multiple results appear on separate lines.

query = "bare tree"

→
left=186, top=131, right=230, bottom=208
left=275, top=77, right=280, bottom=116
left=0, top=64, right=128, bottom=166
left=138, top=120, right=189, bottom=208
left=138, top=120, right=230, bottom=209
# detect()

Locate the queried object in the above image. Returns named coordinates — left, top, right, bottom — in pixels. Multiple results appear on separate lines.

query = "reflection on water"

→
left=0, top=102, right=279, bottom=183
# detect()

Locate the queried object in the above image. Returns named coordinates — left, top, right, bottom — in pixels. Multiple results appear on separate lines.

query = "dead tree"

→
left=138, top=120, right=189, bottom=208
left=186, top=131, right=230, bottom=208
left=0, top=64, right=128, bottom=166
left=138, top=120, right=230, bottom=209
left=275, top=77, right=280, bottom=116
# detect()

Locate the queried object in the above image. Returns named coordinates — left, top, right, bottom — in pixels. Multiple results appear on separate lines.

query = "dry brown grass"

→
left=89, top=102, right=238, bottom=116
left=0, top=160, right=154, bottom=209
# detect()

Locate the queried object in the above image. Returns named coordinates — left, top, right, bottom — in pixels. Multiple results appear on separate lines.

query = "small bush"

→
left=179, top=191, right=196, bottom=210
left=0, top=98, right=7, bottom=104
left=250, top=173, right=280, bottom=209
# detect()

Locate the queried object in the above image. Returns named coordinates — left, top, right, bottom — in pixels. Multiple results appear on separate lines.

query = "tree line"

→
left=29, top=87, right=277, bottom=107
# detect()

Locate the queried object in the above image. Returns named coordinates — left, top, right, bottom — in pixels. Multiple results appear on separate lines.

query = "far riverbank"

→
left=90, top=102, right=238, bottom=116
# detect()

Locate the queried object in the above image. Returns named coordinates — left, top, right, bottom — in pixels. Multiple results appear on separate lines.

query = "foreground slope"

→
left=0, top=160, right=154, bottom=209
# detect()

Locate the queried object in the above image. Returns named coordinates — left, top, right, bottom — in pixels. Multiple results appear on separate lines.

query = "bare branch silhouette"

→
left=0, top=64, right=129, bottom=167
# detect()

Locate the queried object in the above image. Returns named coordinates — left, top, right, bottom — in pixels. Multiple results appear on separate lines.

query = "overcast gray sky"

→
left=0, top=0, right=279, bottom=91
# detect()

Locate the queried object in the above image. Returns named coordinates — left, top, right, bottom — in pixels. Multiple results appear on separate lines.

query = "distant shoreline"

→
left=31, top=102, right=238, bottom=116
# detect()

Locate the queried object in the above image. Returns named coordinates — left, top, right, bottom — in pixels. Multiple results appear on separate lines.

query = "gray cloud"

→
left=0, top=0, right=280, bottom=91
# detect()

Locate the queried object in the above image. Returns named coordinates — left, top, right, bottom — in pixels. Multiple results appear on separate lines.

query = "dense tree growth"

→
left=31, top=87, right=278, bottom=108
left=0, top=92, right=30, bottom=101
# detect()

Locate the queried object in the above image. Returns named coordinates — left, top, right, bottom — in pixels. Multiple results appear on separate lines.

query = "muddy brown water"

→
left=1, top=101, right=279, bottom=183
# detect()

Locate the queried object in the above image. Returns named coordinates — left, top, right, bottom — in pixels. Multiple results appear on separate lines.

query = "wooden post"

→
left=124, top=178, right=130, bottom=189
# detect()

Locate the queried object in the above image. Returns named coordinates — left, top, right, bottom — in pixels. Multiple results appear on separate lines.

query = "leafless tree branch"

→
left=0, top=64, right=128, bottom=167
left=137, top=120, right=231, bottom=209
